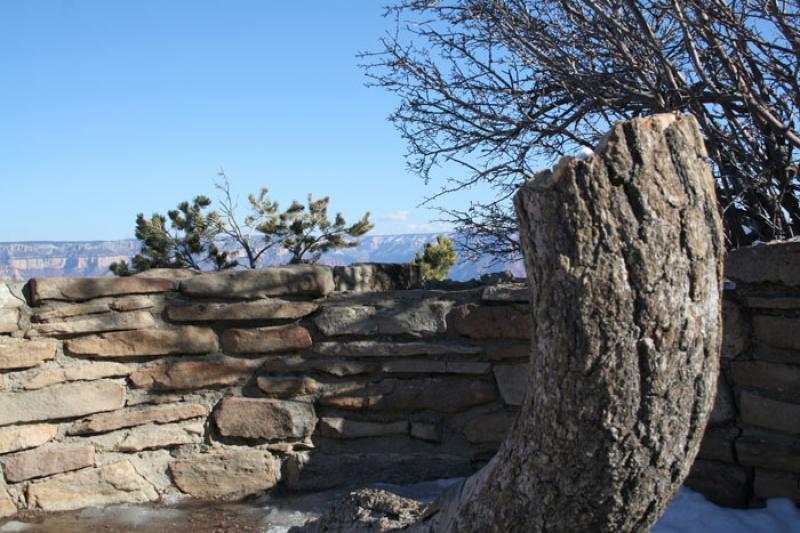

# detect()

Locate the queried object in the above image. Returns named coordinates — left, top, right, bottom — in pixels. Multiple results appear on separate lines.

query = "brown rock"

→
left=0, top=477, right=15, bottom=518
left=449, top=304, right=531, bottom=340
left=0, top=308, right=18, bottom=333
left=493, top=364, right=529, bottom=406
left=179, top=266, right=335, bottom=299
left=27, top=461, right=158, bottom=511
left=20, top=362, right=131, bottom=390
left=754, top=469, right=800, bottom=501
left=0, top=424, right=58, bottom=455
left=0, top=338, right=58, bottom=370
left=319, top=417, right=408, bottom=439
left=730, top=361, right=800, bottom=403
left=65, top=327, right=217, bottom=357
left=30, top=277, right=176, bottom=304
left=0, top=283, right=24, bottom=308
left=257, top=375, right=321, bottom=397
left=2, top=445, right=95, bottom=482
left=112, top=422, right=204, bottom=452
left=32, top=302, right=111, bottom=322
left=314, top=340, right=482, bottom=357
left=214, top=397, right=315, bottom=440
left=697, top=428, right=738, bottom=464
left=110, top=295, right=156, bottom=312
left=752, top=315, right=800, bottom=351
left=68, top=402, right=208, bottom=435
left=130, top=358, right=262, bottom=391
left=739, top=391, right=800, bottom=434
left=221, top=325, right=311, bottom=355
left=0, top=380, right=126, bottom=426
left=31, top=311, right=156, bottom=337
left=167, top=300, right=319, bottom=322
left=135, top=268, right=199, bottom=280
left=737, top=430, right=800, bottom=473
left=169, top=450, right=278, bottom=500
left=725, top=237, right=800, bottom=287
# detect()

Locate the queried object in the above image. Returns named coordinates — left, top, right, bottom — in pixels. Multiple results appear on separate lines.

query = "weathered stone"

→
left=319, top=417, right=409, bottom=439
left=313, top=306, right=378, bottom=336
left=753, top=342, right=800, bottom=365
left=708, top=376, right=736, bottom=425
left=258, top=355, right=377, bottom=377
left=27, top=461, right=158, bottom=511
left=214, top=397, right=315, bottom=440
left=485, top=342, right=530, bottom=360
left=20, top=362, right=131, bottom=390
left=696, top=428, right=737, bottom=464
left=737, top=430, right=800, bottom=473
left=0, top=424, right=58, bottom=455
left=65, top=326, right=217, bottom=357
left=31, top=311, right=156, bottom=337
left=221, top=325, right=311, bottom=354
left=739, top=391, right=800, bottom=434
left=754, top=469, right=800, bottom=501
left=444, top=362, right=492, bottom=374
left=493, top=364, right=529, bottom=406
left=314, top=340, right=482, bottom=357
left=0, top=283, right=24, bottom=308
left=0, top=477, right=15, bottom=518
left=481, top=283, right=529, bottom=303
left=0, top=380, right=125, bottom=426
left=0, top=338, right=58, bottom=370
left=0, top=308, right=18, bottom=333
left=257, top=375, right=321, bottom=397
left=730, top=361, right=800, bottom=403
left=462, top=410, right=516, bottom=444
left=684, top=460, right=750, bottom=508
left=167, top=299, right=318, bottom=322
left=752, top=315, right=800, bottom=351
left=377, top=301, right=453, bottom=337
left=721, top=298, right=749, bottom=359
left=2, top=445, right=95, bottom=482
left=30, top=276, right=176, bottom=304
left=742, top=296, right=800, bottom=310
left=130, top=358, right=262, bottom=391
left=410, top=422, right=441, bottom=442
left=381, top=359, right=447, bottom=373
left=180, top=266, right=335, bottom=299
left=169, top=450, right=278, bottom=500
left=296, top=488, right=424, bottom=533
left=32, top=301, right=111, bottom=322
left=449, top=304, right=531, bottom=340
left=333, top=263, right=421, bottom=292
left=135, top=267, right=199, bottom=280
left=110, top=295, right=156, bottom=312
left=320, top=377, right=497, bottom=412
left=68, top=402, right=208, bottom=435
left=725, top=237, right=800, bottom=287
left=113, top=422, right=204, bottom=452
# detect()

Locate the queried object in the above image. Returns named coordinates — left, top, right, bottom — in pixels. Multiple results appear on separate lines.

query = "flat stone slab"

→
left=0, top=338, right=58, bottom=370
left=179, top=266, right=334, bottom=299
left=0, top=424, right=58, bottom=454
left=30, top=276, right=176, bottom=304
left=167, top=300, right=319, bottom=322
left=111, top=422, right=204, bottom=452
left=0, top=283, right=24, bottom=308
left=319, top=417, right=409, bottom=439
left=449, top=304, right=531, bottom=340
left=169, top=450, right=278, bottom=500
left=739, top=391, right=800, bottom=434
left=493, top=364, right=529, bottom=406
left=725, top=238, right=800, bottom=286
left=129, top=359, right=263, bottom=391
left=752, top=315, right=800, bottom=352
left=214, top=397, right=315, bottom=440
left=27, top=460, right=158, bottom=511
left=730, top=361, right=800, bottom=403
left=0, top=308, right=18, bottom=333
left=314, top=340, right=482, bottom=357
left=30, top=311, right=156, bottom=337
left=20, top=362, right=131, bottom=390
left=2, top=444, right=95, bottom=482
left=68, top=402, right=208, bottom=435
left=65, top=327, right=218, bottom=357
left=481, top=283, right=529, bottom=303
left=221, top=325, right=311, bottom=354
left=0, top=380, right=126, bottom=426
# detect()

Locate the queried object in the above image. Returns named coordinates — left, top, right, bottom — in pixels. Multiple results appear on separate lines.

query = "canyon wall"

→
left=0, top=242, right=798, bottom=516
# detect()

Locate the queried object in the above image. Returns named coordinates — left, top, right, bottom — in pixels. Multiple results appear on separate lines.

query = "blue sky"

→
left=0, top=1, right=490, bottom=241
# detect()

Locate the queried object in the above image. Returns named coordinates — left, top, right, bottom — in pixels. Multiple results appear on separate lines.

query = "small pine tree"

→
left=110, top=196, right=237, bottom=276
left=413, top=235, right=458, bottom=281
left=281, top=194, right=373, bottom=264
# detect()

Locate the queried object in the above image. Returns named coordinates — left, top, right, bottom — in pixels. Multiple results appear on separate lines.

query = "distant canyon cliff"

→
left=0, top=234, right=522, bottom=282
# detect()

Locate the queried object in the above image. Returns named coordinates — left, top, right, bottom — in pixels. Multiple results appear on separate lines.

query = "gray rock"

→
left=493, top=364, right=529, bottom=406
left=179, top=265, right=334, bottom=299
left=708, top=376, right=736, bottom=425
left=315, top=340, right=482, bottom=357
left=481, top=283, right=529, bottom=303
left=730, top=361, right=800, bottom=403
left=333, top=263, right=421, bottom=292
left=739, top=391, right=800, bottom=434
left=377, top=300, right=452, bottom=337
left=684, top=460, right=750, bottom=508
left=725, top=237, right=800, bottom=287
left=752, top=315, right=800, bottom=351
left=314, top=306, right=378, bottom=336
left=319, top=417, right=409, bottom=439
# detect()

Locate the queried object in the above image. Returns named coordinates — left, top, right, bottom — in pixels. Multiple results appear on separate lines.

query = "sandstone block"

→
left=730, top=361, right=800, bottom=403
left=129, top=358, right=262, bottom=391
left=754, top=469, right=800, bottom=501
left=0, top=283, right=24, bottom=308
left=725, top=238, right=800, bottom=287
left=31, top=311, right=156, bottom=337
left=684, top=460, right=750, bottom=508
left=696, top=429, right=737, bottom=464
left=179, top=266, right=334, bottom=299
left=20, top=362, right=131, bottom=390
left=68, top=402, right=208, bottom=435
left=333, top=263, right=421, bottom=292
left=313, top=306, right=378, bottom=336
left=0, top=424, right=58, bottom=455
left=113, top=422, right=204, bottom=452
left=65, top=326, right=217, bottom=357
left=314, top=340, right=482, bottom=357
left=721, top=298, right=749, bottom=359
left=319, top=417, right=409, bottom=439
left=0, top=477, right=14, bottom=518
left=214, top=397, right=315, bottom=440
left=0, top=380, right=125, bottom=426
left=739, top=392, right=800, bottom=434
left=449, top=304, right=532, bottom=340
left=0, top=338, right=58, bottom=370
left=135, top=267, right=199, bottom=280
left=32, top=301, right=111, bottom=322
left=381, top=359, right=447, bottom=374
left=27, top=461, right=158, bottom=511
left=708, top=376, right=736, bottom=425
left=221, top=325, right=311, bottom=354
left=169, top=450, right=278, bottom=500
left=377, top=301, right=452, bottom=337
left=111, top=295, right=156, bottom=312
left=167, top=299, right=318, bottom=322
left=481, top=283, right=529, bottom=303
left=0, top=308, right=18, bottom=333
left=257, top=375, right=321, bottom=397
left=30, top=276, right=175, bottom=304
left=752, top=315, right=800, bottom=351
left=493, top=364, right=529, bottom=406
left=2, top=445, right=95, bottom=482
left=736, top=430, right=800, bottom=473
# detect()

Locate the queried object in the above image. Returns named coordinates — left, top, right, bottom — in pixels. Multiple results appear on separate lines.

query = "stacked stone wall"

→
left=0, top=242, right=798, bottom=516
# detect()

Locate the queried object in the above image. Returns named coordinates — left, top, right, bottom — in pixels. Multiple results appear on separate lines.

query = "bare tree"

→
left=364, top=0, right=800, bottom=261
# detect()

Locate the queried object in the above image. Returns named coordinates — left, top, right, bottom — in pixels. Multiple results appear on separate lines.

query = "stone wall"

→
left=0, top=242, right=798, bottom=517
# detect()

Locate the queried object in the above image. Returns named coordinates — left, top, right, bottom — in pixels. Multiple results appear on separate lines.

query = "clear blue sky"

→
left=0, top=1, right=488, bottom=242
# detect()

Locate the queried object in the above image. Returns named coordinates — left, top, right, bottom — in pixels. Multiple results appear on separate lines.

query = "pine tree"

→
left=413, top=235, right=458, bottom=281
